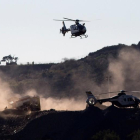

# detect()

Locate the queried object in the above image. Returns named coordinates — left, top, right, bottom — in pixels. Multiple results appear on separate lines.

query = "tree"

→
left=1, top=55, right=18, bottom=65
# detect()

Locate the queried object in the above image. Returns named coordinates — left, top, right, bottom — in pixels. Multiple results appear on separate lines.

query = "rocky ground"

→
left=0, top=105, right=140, bottom=140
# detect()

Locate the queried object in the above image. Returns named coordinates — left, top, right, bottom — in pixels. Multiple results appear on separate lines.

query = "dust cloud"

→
left=108, top=47, right=140, bottom=93
left=0, top=78, right=20, bottom=111
left=0, top=75, right=86, bottom=111
left=25, top=90, right=86, bottom=111
left=41, top=97, right=85, bottom=110
left=0, top=78, right=39, bottom=111
left=0, top=47, right=140, bottom=111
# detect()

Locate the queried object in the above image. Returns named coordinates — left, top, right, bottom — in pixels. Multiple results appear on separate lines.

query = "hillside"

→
left=0, top=42, right=140, bottom=99
left=0, top=42, right=140, bottom=140
left=0, top=106, right=140, bottom=140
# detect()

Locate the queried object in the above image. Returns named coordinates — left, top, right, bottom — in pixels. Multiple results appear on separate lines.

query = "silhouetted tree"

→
left=1, top=55, right=18, bottom=65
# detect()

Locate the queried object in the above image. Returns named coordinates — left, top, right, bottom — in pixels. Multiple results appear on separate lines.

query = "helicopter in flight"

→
left=86, top=90, right=140, bottom=108
left=53, top=18, right=89, bottom=39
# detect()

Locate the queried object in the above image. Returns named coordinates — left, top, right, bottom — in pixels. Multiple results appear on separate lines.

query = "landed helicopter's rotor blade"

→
left=99, top=92, right=117, bottom=95
left=99, top=90, right=140, bottom=95
left=129, top=91, right=140, bottom=93
left=120, top=90, right=140, bottom=93
left=99, top=90, right=127, bottom=95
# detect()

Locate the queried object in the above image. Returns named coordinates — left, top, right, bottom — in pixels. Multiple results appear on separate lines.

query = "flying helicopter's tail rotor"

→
left=60, top=29, right=62, bottom=33
left=53, top=19, right=69, bottom=36
left=59, top=21, right=65, bottom=34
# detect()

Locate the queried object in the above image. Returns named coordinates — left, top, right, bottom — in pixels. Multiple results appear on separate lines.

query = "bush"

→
left=91, top=129, right=120, bottom=140
left=127, top=129, right=140, bottom=140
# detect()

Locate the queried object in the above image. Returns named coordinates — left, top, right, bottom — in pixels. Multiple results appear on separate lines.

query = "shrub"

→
left=127, top=129, right=140, bottom=140
left=91, top=129, right=120, bottom=140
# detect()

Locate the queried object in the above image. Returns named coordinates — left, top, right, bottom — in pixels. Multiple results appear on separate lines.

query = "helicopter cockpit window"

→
left=127, top=98, right=133, bottom=101
left=132, top=97, right=135, bottom=101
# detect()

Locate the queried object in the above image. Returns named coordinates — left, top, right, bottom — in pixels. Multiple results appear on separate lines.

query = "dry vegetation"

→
left=0, top=42, right=140, bottom=99
left=0, top=42, right=140, bottom=139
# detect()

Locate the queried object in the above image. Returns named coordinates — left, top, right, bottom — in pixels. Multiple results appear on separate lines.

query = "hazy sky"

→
left=0, top=0, right=140, bottom=64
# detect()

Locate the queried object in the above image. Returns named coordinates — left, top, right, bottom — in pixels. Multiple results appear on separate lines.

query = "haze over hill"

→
left=0, top=41, right=140, bottom=110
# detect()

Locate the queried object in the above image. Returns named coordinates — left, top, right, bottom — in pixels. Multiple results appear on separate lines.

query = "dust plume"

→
left=1, top=47, right=140, bottom=111
left=0, top=72, right=39, bottom=111
left=25, top=89, right=38, bottom=96
left=108, top=47, right=140, bottom=93
left=41, top=97, right=85, bottom=110
left=0, top=78, right=20, bottom=111
left=0, top=74, right=86, bottom=111
left=25, top=89, right=86, bottom=110
left=25, top=88, right=86, bottom=110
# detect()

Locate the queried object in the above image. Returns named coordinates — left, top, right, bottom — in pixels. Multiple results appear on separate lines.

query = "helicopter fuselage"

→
left=60, top=22, right=87, bottom=38
left=99, top=94, right=139, bottom=108
left=54, top=18, right=89, bottom=38
left=70, top=24, right=86, bottom=37
left=86, top=91, right=140, bottom=108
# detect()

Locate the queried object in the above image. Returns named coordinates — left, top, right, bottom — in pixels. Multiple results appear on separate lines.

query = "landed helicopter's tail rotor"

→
left=86, top=91, right=97, bottom=106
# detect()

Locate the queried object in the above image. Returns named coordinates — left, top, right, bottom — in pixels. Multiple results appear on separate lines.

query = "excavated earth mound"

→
left=0, top=105, right=140, bottom=140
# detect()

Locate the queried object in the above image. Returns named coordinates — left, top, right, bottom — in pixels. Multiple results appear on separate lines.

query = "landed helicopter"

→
left=86, top=90, right=140, bottom=108
left=53, top=18, right=89, bottom=39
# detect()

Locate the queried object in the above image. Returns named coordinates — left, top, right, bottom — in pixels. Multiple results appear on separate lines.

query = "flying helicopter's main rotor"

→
left=53, top=17, right=90, bottom=24
left=63, top=18, right=90, bottom=22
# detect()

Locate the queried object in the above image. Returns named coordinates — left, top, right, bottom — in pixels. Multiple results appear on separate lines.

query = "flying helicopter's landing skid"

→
left=70, top=36, right=77, bottom=38
left=80, top=35, right=88, bottom=39
left=71, top=35, right=88, bottom=39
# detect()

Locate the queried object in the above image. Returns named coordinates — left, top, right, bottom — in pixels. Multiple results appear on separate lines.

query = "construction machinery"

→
left=3, top=95, right=41, bottom=115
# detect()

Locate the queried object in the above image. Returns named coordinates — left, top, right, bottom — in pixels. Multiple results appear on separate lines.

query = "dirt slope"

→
left=0, top=105, right=140, bottom=140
